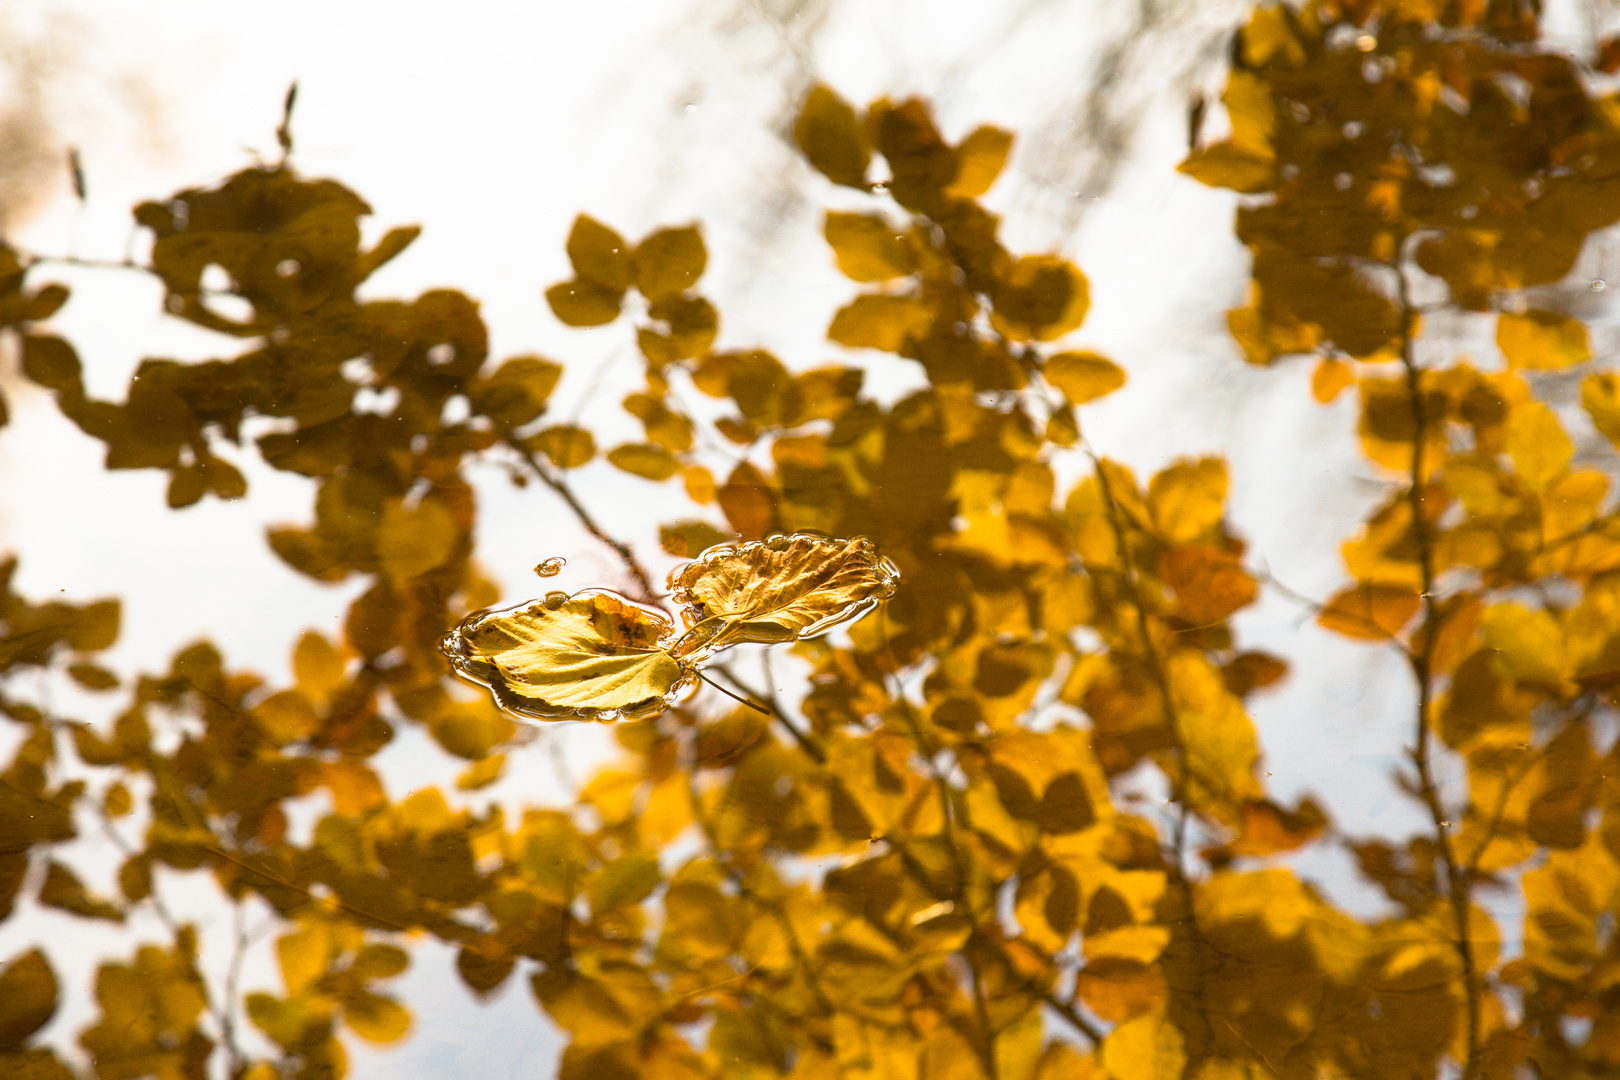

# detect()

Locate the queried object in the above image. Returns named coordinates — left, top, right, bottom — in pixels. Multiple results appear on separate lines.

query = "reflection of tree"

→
left=6, top=4, right=1620, bottom=1080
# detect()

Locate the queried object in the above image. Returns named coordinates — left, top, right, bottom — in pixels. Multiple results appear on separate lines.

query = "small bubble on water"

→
left=543, top=591, right=569, bottom=610
left=534, top=557, right=566, bottom=578
left=1593, top=279, right=1607, bottom=292
left=765, top=534, right=789, bottom=551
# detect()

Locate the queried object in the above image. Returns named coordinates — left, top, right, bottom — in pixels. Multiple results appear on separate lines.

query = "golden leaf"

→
left=442, top=590, right=693, bottom=722
left=1177, top=143, right=1277, bottom=193
left=0, top=949, right=57, bottom=1050
left=377, top=496, right=458, bottom=585
left=991, top=255, right=1090, bottom=342
left=634, top=226, right=706, bottom=300
left=667, top=534, right=900, bottom=658
left=606, top=442, right=680, bottom=481
left=1506, top=400, right=1572, bottom=492
left=565, top=215, right=632, bottom=293
left=1148, top=457, right=1227, bottom=543
left=1311, top=357, right=1354, bottom=403
left=828, top=294, right=933, bottom=352
left=1046, top=351, right=1125, bottom=405
left=1101, top=1011, right=1185, bottom=1080
left=1583, top=372, right=1620, bottom=447
left=545, top=279, right=623, bottom=327
left=795, top=85, right=871, bottom=189
left=823, top=213, right=915, bottom=282
left=1497, top=309, right=1590, bottom=370
left=526, top=424, right=597, bottom=469
left=946, top=125, right=1013, bottom=198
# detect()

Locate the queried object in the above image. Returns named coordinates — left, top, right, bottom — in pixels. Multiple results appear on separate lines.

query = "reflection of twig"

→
left=711, top=659, right=825, bottom=763
left=99, top=807, right=244, bottom=1071
left=1390, top=252, right=1480, bottom=1080
left=503, top=436, right=659, bottom=604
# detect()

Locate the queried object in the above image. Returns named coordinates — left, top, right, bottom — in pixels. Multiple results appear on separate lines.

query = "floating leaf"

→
left=1311, top=357, right=1354, bottom=403
left=546, top=280, right=623, bottom=327
left=470, top=355, right=563, bottom=428
left=668, top=533, right=900, bottom=658
left=443, top=590, right=692, bottom=722
left=1584, top=373, right=1620, bottom=447
left=991, top=255, right=1089, bottom=342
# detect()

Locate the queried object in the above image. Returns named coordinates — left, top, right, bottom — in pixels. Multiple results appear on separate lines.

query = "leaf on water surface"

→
left=668, top=533, right=900, bottom=659
left=441, top=590, right=692, bottom=723
left=443, top=534, right=899, bottom=721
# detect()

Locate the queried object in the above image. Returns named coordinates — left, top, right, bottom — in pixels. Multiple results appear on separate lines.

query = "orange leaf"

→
left=1317, top=582, right=1421, bottom=641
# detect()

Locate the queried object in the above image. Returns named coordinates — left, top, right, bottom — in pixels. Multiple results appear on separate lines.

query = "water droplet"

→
left=275, top=258, right=300, bottom=278
left=534, top=557, right=566, bottom=578
left=543, top=591, right=568, bottom=610
left=1440, top=821, right=1451, bottom=828
left=1594, top=279, right=1607, bottom=292
left=765, top=534, right=789, bottom=551
left=426, top=343, right=455, bottom=365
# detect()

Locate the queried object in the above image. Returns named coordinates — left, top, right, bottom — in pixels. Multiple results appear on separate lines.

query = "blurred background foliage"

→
left=7, top=1, right=1620, bottom=1079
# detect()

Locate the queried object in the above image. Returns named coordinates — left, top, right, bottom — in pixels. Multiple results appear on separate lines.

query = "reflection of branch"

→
left=1390, top=253, right=1481, bottom=1080
left=504, top=437, right=659, bottom=604
left=99, top=806, right=245, bottom=1073
left=710, top=659, right=825, bottom=763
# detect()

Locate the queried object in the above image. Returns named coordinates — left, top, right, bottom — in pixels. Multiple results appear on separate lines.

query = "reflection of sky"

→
left=5, top=0, right=1617, bottom=1074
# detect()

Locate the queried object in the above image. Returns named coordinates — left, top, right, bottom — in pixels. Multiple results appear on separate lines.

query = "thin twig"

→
left=710, top=660, right=826, bottom=764
left=504, top=436, right=659, bottom=603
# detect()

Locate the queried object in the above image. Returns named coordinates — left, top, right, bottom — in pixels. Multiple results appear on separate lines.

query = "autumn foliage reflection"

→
left=5, top=2, right=1620, bottom=1078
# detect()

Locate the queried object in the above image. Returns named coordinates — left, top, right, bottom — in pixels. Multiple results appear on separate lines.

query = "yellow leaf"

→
left=1582, top=372, right=1620, bottom=447
left=377, top=497, right=458, bottom=584
left=606, top=442, right=680, bottom=481
left=667, top=533, right=900, bottom=658
left=1177, top=142, right=1277, bottom=193
left=1148, top=457, right=1227, bottom=543
left=471, top=355, right=563, bottom=428
left=0, top=949, right=57, bottom=1049
left=1045, top=351, right=1125, bottom=405
left=292, top=631, right=347, bottom=707
left=275, top=924, right=330, bottom=997
left=456, top=754, right=505, bottom=791
left=588, top=853, right=662, bottom=913
left=634, top=226, right=706, bottom=300
left=1311, top=357, right=1354, bottom=403
left=659, top=520, right=731, bottom=558
left=1480, top=603, right=1568, bottom=691
left=342, top=990, right=411, bottom=1044
left=38, top=861, right=123, bottom=922
left=1318, top=582, right=1421, bottom=641
left=545, top=279, right=623, bottom=327
left=1497, top=309, right=1590, bottom=370
left=442, top=590, right=692, bottom=722
left=1506, top=400, right=1572, bottom=491
left=526, top=424, right=597, bottom=469
left=823, top=213, right=915, bottom=282
left=828, top=294, right=932, bottom=352
left=1223, top=70, right=1275, bottom=157
left=1075, top=957, right=1168, bottom=1022
left=991, top=255, right=1090, bottom=342
left=946, top=125, right=1013, bottom=198
left=565, top=214, right=632, bottom=293
left=795, top=85, right=870, bottom=189
left=1101, top=1011, right=1185, bottom=1080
